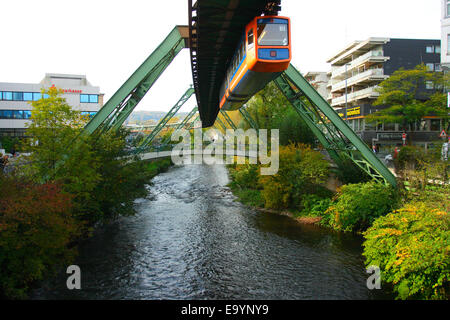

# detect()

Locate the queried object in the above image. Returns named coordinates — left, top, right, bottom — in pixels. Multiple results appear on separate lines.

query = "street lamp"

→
left=344, top=63, right=351, bottom=123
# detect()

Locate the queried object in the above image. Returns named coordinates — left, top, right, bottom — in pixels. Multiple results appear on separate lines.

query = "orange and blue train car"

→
left=219, top=16, right=292, bottom=111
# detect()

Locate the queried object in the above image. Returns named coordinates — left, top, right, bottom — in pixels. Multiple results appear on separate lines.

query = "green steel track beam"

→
left=220, top=110, right=237, bottom=130
left=82, top=26, right=189, bottom=135
left=274, top=64, right=397, bottom=187
left=135, top=87, right=195, bottom=154
left=239, top=107, right=259, bottom=130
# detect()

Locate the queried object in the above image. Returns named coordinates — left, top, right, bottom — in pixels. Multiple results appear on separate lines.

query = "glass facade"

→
left=0, top=110, right=32, bottom=119
left=0, top=91, right=59, bottom=101
left=80, top=94, right=98, bottom=103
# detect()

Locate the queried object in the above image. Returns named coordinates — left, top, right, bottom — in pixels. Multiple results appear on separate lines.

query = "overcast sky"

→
left=0, top=0, right=442, bottom=113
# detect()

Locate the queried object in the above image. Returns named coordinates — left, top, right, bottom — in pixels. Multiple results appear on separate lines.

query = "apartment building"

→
left=441, top=0, right=450, bottom=70
left=326, top=37, right=442, bottom=151
left=304, top=71, right=330, bottom=100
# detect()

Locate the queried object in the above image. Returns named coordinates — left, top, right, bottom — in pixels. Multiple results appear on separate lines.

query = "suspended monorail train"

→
left=219, top=16, right=291, bottom=111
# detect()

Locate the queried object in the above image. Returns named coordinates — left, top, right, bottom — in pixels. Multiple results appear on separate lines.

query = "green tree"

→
left=366, top=64, right=448, bottom=132
left=244, top=82, right=291, bottom=129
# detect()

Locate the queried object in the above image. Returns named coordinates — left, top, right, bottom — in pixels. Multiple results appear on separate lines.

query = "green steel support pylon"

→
left=220, top=110, right=237, bottom=130
left=239, top=107, right=259, bottom=130
left=273, top=64, right=397, bottom=187
left=215, top=115, right=228, bottom=132
left=135, top=87, right=195, bottom=154
left=187, top=115, right=200, bottom=130
left=82, top=26, right=189, bottom=135
left=162, top=106, right=198, bottom=144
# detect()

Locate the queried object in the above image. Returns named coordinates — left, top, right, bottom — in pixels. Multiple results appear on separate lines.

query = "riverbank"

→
left=0, top=157, right=173, bottom=300
left=226, top=156, right=449, bottom=300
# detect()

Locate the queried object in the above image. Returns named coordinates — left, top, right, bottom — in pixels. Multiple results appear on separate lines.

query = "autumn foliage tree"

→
left=0, top=175, right=80, bottom=299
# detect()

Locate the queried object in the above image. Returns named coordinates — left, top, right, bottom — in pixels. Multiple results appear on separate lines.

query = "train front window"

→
left=257, top=18, right=288, bottom=46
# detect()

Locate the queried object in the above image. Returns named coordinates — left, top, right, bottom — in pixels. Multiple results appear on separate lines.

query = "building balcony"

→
left=331, top=86, right=380, bottom=107
left=331, top=50, right=389, bottom=79
left=331, top=69, right=388, bottom=92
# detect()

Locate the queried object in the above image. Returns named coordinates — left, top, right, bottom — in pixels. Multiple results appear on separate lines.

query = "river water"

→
left=32, top=163, right=391, bottom=300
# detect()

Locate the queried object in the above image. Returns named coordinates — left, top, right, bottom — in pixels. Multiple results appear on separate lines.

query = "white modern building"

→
left=327, top=37, right=441, bottom=110
left=441, top=0, right=450, bottom=70
left=304, top=71, right=330, bottom=100
left=0, top=73, right=103, bottom=137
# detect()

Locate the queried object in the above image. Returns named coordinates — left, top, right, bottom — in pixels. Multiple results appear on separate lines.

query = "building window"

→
left=384, top=122, right=396, bottom=131
left=23, top=110, right=32, bottom=119
left=435, top=63, right=442, bottom=72
left=447, top=35, right=450, bottom=54
left=0, top=109, right=33, bottom=119
left=23, top=92, right=33, bottom=101
left=80, top=94, right=89, bottom=103
left=426, top=63, right=434, bottom=71
left=435, top=45, right=441, bottom=54
left=80, top=94, right=98, bottom=103
left=430, top=119, right=441, bottom=131
left=12, top=92, right=23, bottom=101
left=33, top=93, right=42, bottom=101
left=89, top=95, right=98, bottom=103
left=2, top=92, right=12, bottom=100
left=447, top=0, right=450, bottom=17
left=426, top=45, right=434, bottom=53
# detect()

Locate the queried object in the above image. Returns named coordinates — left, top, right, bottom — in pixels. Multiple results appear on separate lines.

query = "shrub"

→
left=335, top=158, right=371, bottom=184
left=229, top=163, right=260, bottom=190
left=0, top=176, right=80, bottom=299
left=234, top=189, right=265, bottom=207
left=325, top=182, right=399, bottom=232
left=363, top=203, right=449, bottom=300
left=259, top=144, right=329, bottom=210
left=396, top=146, right=424, bottom=171
left=299, top=194, right=332, bottom=220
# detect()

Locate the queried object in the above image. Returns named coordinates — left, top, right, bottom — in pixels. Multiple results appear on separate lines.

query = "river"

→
left=32, top=163, right=392, bottom=300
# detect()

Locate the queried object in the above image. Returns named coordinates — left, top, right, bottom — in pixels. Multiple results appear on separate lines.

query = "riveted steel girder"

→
left=274, top=64, right=397, bottom=187
left=239, top=107, right=259, bottom=130
left=135, top=87, right=195, bottom=154
left=220, top=110, right=237, bottom=130
left=82, top=26, right=189, bottom=135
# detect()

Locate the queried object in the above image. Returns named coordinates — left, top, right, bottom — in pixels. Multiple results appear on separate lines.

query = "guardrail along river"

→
left=33, top=163, right=391, bottom=299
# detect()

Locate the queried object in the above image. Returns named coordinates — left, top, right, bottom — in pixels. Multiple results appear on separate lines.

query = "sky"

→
left=0, top=0, right=442, bottom=114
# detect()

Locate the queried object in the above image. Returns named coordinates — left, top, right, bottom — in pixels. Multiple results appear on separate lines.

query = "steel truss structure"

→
left=135, top=87, right=195, bottom=154
left=82, top=26, right=189, bottom=135
left=274, top=64, right=397, bottom=186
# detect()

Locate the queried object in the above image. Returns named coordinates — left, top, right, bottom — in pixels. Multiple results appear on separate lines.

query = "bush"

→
left=228, top=163, right=260, bottom=190
left=396, top=146, right=424, bottom=171
left=274, top=108, right=316, bottom=147
left=234, top=189, right=265, bottom=207
left=259, top=144, right=330, bottom=210
left=298, top=194, right=333, bottom=221
left=0, top=176, right=80, bottom=299
left=335, top=158, right=371, bottom=184
left=363, top=203, right=449, bottom=300
left=325, top=182, right=399, bottom=232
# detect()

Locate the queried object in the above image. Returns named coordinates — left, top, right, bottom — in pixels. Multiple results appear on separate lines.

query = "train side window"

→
left=248, top=29, right=254, bottom=47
